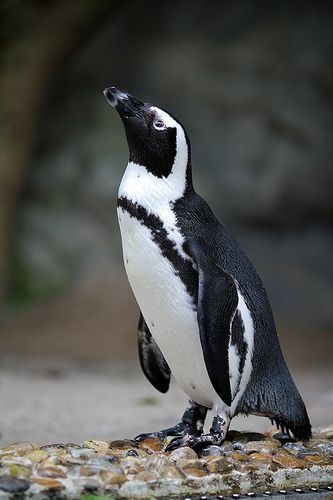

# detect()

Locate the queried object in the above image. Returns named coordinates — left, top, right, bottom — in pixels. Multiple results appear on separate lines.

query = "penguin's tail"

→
left=238, top=366, right=312, bottom=441
left=270, top=393, right=312, bottom=441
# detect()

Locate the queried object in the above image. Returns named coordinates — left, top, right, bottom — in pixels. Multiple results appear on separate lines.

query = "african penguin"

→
left=103, top=86, right=311, bottom=449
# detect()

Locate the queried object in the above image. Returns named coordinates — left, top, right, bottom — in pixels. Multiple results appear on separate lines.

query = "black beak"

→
left=103, top=86, right=144, bottom=119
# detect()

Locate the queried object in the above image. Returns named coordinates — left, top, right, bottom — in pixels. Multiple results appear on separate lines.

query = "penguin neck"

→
left=118, top=145, right=194, bottom=212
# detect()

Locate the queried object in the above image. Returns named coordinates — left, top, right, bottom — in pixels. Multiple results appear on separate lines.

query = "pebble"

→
left=32, top=477, right=64, bottom=489
left=160, top=464, right=185, bottom=479
left=37, top=465, right=67, bottom=478
left=70, top=447, right=95, bottom=459
left=100, top=470, right=127, bottom=485
left=200, top=445, right=224, bottom=456
left=25, top=449, right=49, bottom=463
left=169, top=446, right=198, bottom=462
left=272, top=450, right=306, bottom=469
left=138, top=436, right=164, bottom=453
left=4, top=464, right=31, bottom=478
left=120, top=456, right=144, bottom=474
left=110, top=439, right=138, bottom=450
left=83, top=439, right=110, bottom=451
left=1, top=427, right=332, bottom=496
left=134, top=470, right=160, bottom=482
left=183, top=467, right=207, bottom=477
left=1, top=442, right=35, bottom=454
left=245, top=440, right=280, bottom=454
left=0, top=475, right=30, bottom=493
left=205, top=457, right=233, bottom=473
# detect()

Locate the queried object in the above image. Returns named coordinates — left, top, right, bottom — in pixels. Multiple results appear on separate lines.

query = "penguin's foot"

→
left=165, top=414, right=229, bottom=451
left=134, top=400, right=207, bottom=442
left=134, top=421, right=199, bottom=442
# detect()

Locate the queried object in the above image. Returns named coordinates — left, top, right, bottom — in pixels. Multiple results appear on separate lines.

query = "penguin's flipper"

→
left=187, top=240, right=239, bottom=407
left=138, top=313, right=171, bottom=393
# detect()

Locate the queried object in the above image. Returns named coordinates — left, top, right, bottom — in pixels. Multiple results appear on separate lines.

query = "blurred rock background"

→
left=0, top=0, right=332, bottom=444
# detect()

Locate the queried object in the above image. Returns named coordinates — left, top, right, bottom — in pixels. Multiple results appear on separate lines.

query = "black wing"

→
left=138, top=313, right=171, bottom=393
left=187, top=239, right=238, bottom=407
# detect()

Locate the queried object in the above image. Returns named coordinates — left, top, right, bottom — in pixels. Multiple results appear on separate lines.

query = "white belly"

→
left=117, top=207, right=221, bottom=408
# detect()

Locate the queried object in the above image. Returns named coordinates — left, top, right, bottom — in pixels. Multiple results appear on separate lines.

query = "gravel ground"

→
left=0, top=358, right=332, bottom=447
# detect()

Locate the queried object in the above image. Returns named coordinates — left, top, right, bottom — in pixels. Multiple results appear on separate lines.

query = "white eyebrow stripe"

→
left=149, top=107, right=179, bottom=128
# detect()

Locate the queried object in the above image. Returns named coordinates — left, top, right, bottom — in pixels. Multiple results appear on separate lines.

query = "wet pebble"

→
left=169, top=446, right=198, bottom=462
left=110, top=439, right=138, bottom=450
left=32, top=477, right=64, bottom=489
left=120, top=456, right=144, bottom=474
left=183, top=467, right=207, bottom=478
left=37, top=465, right=67, bottom=478
left=245, top=439, right=281, bottom=454
left=199, top=445, right=224, bottom=457
left=160, top=464, right=185, bottom=479
left=138, top=436, right=164, bottom=453
left=272, top=450, right=306, bottom=469
left=205, top=457, right=233, bottom=473
left=135, top=470, right=160, bottom=482
left=70, top=447, right=95, bottom=459
left=0, top=475, right=30, bottom=493
left=100, top=470, right=127, bottom=485
left=25, top=449, right=49, bottom=463
left=83, top=439, right=110, bottom=451
left=1, top=442, right=35, bottom=454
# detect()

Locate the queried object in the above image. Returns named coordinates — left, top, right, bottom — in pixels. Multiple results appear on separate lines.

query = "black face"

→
left=104, top=87, right=177, bottom=178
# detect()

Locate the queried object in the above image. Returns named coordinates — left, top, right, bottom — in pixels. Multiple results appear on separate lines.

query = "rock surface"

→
left=0, top=428, right=332, bottom=498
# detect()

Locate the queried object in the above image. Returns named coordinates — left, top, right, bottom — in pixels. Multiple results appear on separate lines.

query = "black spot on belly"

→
left=117, top=196, right=198, bottom=304
left=191, top=383, right=196, bottom=390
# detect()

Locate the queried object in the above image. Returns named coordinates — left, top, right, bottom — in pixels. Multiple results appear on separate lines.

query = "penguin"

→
left=103, top=86, right=311, bottom=450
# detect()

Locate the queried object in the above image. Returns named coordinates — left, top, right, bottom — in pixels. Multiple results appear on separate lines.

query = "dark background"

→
left=1, top=0, right=332, bottom=368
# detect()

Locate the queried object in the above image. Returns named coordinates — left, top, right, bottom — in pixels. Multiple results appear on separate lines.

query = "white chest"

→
left=117, top=206, right=220, bottom=408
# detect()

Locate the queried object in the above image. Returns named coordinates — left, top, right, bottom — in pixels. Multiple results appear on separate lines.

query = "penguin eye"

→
left=153, top=119, right=165, bottom=130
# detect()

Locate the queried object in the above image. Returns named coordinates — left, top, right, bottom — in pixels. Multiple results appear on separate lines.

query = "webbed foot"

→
left=165, top=414, right=229, bottom=451
left=134, top=400, right=207, bottom=442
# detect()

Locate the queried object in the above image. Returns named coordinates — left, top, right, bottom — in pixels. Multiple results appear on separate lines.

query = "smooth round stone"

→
left=160, top=464, right=185, bottom=479
left=272, top=451, right=306, bottom=469
left=32, top=477, right=64, bottom=489
left=80, top=465, right=98, bottom=477
left=0, top=475, right=30, bottom=493
left=144, top=455, right=171, bottom=475
left=135, top=470, right=160, bottom=482
left=169, top=446, right=198, bottom=462
left=120, top=457, right=143, bottom=474
left=282, top=442, right=307, bottom=456
left=304, top=455, right=333, bottom=465
left=177, top=458, right=205, bottom=470
left=39, top=456, right=61, bottom=467
left=5, top=464, right=31, bottom=479
left=184, top=467, right=207, bottom=478
left=37, top=465, right=67, bottom=478
left=110, top=440, right=138, bottom=450
left=1, top=442, right=35, bottom=454
left=199, top=445, right=223, bottom=457
left=100, top=470, right=127, bottom=485
left=205, top=457, right=233, bottom=473
left=40, top=443, right=66, bottom=451
left=25, top=450, right=49, bottom=463
left=125, top=449, right=139, bottom=457
left=245, top=440, right=280, bottom=454
left=137, top=437, right=164, bottom=453
left=83, top=439, right=110, bottom=451
left=70, top=447, right=95, bottom=459
left=74, top=477, right=101, bottom=490
left=248, top=453, right=276, bottom=471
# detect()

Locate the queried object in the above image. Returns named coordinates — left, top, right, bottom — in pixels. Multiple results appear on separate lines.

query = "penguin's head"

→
left=104, top=86, right=191, bottom=181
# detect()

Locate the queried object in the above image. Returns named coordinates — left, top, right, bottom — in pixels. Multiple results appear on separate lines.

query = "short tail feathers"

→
left=238, top=364, right=312, bottom=441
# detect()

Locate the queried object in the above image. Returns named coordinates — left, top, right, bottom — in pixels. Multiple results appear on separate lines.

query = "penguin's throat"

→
left=118, top=160, right=189, bottom=209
